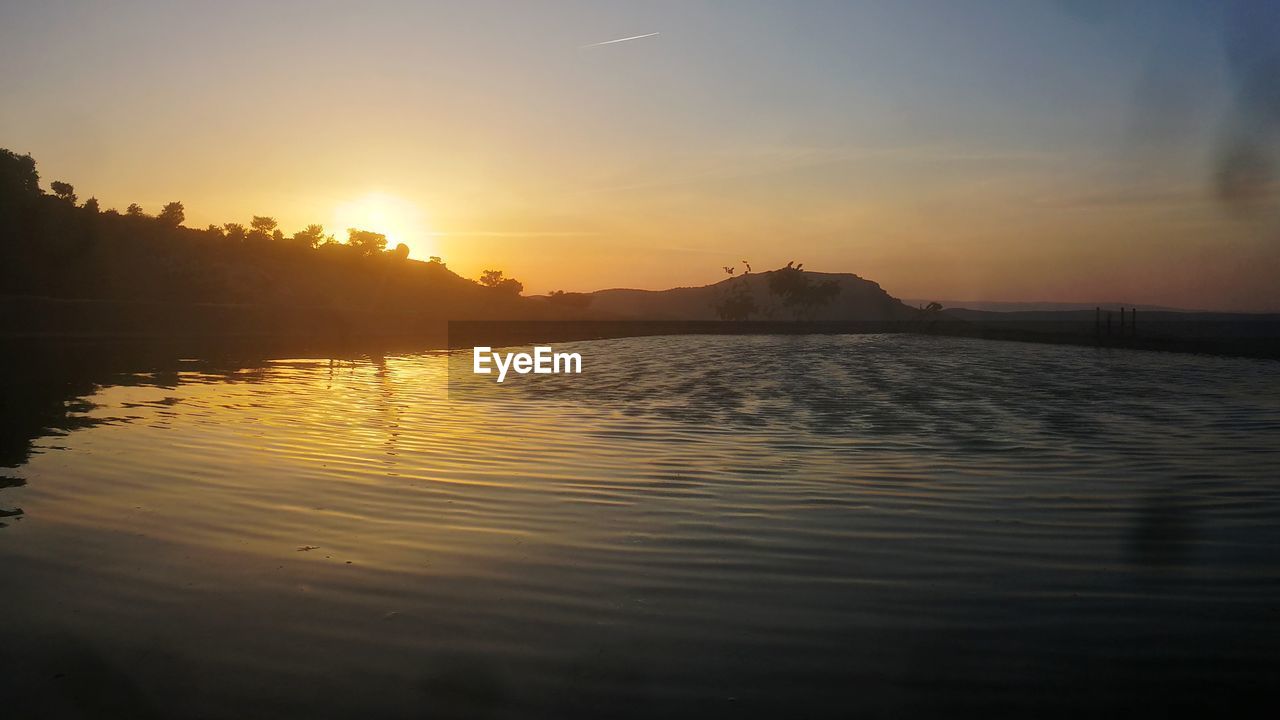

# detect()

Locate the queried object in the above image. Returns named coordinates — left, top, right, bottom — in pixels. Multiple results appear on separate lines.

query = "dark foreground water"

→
left=2, top=334, right=1279, bottom=719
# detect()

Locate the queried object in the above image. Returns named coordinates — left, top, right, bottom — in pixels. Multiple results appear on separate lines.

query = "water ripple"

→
left=1, top=335, right=1278, bottom=718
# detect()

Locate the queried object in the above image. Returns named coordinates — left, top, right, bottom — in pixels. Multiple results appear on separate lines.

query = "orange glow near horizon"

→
left=329, top=192, right=436, bottom=259
left=6, top=3, right=1280, bottom=311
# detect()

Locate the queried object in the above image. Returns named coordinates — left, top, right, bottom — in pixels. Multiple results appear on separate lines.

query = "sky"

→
left=1, top=0, right=1278, bottom=310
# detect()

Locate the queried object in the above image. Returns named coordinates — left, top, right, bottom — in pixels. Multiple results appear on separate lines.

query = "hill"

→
left=0, top=147, right=558, bottom=336
left=3, top=147, right=919, bottom=337
left=578, top=269, right=917, bottom=321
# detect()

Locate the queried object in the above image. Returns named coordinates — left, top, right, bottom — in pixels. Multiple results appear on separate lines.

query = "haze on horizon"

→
left=2, top=0, right=1278, bottom=311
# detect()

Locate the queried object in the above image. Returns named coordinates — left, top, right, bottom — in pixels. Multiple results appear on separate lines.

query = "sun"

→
left=330, top=192, right=434, bottom=258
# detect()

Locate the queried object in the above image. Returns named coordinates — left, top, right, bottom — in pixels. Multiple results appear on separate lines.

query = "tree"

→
left=223, top=222, right=247, bottom=242
left=250, top=216, right=278, bottom=235
left=714, top=278, right=758, bottom=320
left=0, top=147, right=546, bottom=325
left=346, top=228, right=387, bottom=256
left=0, top=148, right=39, bottom=198
left=158, top=201, right=185, bottom=227
left=715, top=292, right=758, bottom=320
left=290, top=224, right=327, bottom=249
left=766, top=263, right=840, bottom=320
left=713, top=262, right=758, bottom=320
left=245, top=215, right=277, bottom=243
left=479, top=269, right=523, bottom=295
left=428, top=256, right=445, bottom=266
left=50, top=181, right=76, bottom=204
left=547, top=290, right=592, bottom=309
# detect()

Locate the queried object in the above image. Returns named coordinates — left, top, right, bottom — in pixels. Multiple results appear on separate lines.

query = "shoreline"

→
left=3, top=318, right=1278, bottom=361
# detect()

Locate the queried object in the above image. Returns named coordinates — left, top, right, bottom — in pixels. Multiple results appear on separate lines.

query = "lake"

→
left=2, top=334, right=1278, bottom=718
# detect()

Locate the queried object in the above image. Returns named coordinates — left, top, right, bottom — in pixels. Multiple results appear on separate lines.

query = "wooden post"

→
left=1120, top=307, right=1126, bottom=338
left=1132, top=307, right=1137, bottom=336
left=1107, top=310, right=1112, bottom=336
left=1096, top=306, right=1101, bottom=337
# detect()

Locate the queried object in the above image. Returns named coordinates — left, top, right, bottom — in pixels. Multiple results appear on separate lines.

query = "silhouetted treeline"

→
left=0, top=149, right=530, bottom=326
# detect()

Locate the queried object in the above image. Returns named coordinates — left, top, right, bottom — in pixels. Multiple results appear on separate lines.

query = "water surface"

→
left=2, top=335, right=1278, bottom=718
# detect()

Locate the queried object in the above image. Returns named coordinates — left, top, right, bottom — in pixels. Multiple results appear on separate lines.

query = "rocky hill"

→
left=578, top=269, right=917, bottom=321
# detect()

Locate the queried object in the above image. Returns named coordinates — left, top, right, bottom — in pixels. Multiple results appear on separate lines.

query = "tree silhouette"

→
left=158, top=201, right=185, bottom=227
left=547, top=290, right=593, bottom=309
left=0, top=148, right=39, bottom=198
left=244, top=215, right=278, bottom=243
left=223, top=222, right=247, bottom=242
left=766, top=263, right=840, bottom=320
left=290, top=224, right=328, bottom=249
left=713, top=261, right=758, bottom=320
left=346, top=228, right=387, bottom=256
left=479, top=269, right=523, bottom=294
left=0, top=147, right=537, bottom=320
left=50, top=181, right=76, bottom=204
left=714, top=288, right=758, bottom=320
left=250, top=216, right=278, bottom=235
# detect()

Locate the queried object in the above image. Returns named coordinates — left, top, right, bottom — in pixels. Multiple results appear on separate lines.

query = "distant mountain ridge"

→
left=903, top=299, right=1207, bottom=313
left=577, top=270, right=918, bottom=321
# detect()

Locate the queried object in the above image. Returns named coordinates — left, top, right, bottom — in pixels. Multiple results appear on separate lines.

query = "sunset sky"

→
left=2, top=0, right=1278, bottom=310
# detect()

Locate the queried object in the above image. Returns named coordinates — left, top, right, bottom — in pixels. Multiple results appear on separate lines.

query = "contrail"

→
left=580, top=32, right=660, bottom=49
